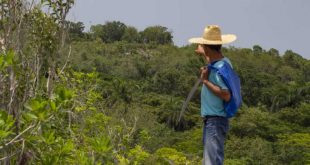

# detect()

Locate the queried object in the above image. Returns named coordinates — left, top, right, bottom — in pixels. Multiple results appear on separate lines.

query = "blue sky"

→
left=68, top=0, right=310, bottom=59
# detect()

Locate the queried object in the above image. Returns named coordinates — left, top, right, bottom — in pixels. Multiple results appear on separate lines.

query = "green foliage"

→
left=141, top=26, right=173, bottom=45
left=60, top=39, right=309, bottom=164
left=0, top=50, right=15, bottom=71
left=34, top=136, right=76, bottom=164
left=41, top=0, right=75, bottom=21
left=277, top=103, right=310, bottom=128
left=283, top=50, right=305, bottom=69
left=86, top=136, right=112, bottom=161
left=276, top=133, right=310, bottom=164
left=127, top=145, right=150, bottom=164
left=0, top=111, right=15, bottom=143
left=224, top=159, right=247, bottom=165
left=268, top=83, right=310, bottom=111
left=153, top=68, right=182, bottom=94
left=252, top=45, right=263, bottom=55
left=122, top=26, right=141, bottom=43
left=230, top=108, right=290, bottom=140
left=89, top=23, right=173, bottom=45
left=1, top=1, right=309, bottom=163
left=101, top=21, right=127, bottom=43
left=154, top=147, right=189, bottom=165
left=267, top=48, right=280, bottom=57
left=90, top=24, right=104, bottom=40
left=90, top=21, right=127, bottom=43
left=173, top=128, right=203, bottom=154
left=226, top=136, right=277, bottom=165
left=65, top=21, right=86, bottom=40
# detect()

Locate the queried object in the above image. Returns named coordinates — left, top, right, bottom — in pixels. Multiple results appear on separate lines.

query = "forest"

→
left=0, top=1, right=309, bottom=164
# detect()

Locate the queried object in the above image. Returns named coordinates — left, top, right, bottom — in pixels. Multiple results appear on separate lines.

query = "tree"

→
left=267, top=48, right=279, bottom=56
left=102, top=21, right=127, bottom=43
left=283, top=50, right=304, bottom=69
left=252, top=45, right=263, bottom=55
left=0, top=0, right=76, bottom=163
left=90, top=21, right=127, bottom=43
left=90, top=24, right=104, bottom=39
left=141, top=26, right=173, bottom=45
left=122, top=26, right=141, bottom=43
left=65, top=21, right=85, bottom=40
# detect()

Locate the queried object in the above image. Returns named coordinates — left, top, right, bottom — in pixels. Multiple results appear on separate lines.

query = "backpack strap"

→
left=207, top=60, right=222, bottom=71
left=207, top=59, right=232, bottom=71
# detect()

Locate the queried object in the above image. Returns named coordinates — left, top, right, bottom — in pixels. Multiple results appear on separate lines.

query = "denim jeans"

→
left=202, top=116, right=229, bottom=165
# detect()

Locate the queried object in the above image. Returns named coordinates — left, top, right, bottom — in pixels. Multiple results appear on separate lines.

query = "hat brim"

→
left=188, top=34, right=237, bottom=45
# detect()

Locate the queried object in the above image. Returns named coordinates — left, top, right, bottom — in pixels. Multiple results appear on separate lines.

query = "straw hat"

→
left=189, top=25, right=236, bottom=45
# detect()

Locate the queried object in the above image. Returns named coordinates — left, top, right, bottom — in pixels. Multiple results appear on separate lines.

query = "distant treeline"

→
left=66, top=21, right=173, bottom=44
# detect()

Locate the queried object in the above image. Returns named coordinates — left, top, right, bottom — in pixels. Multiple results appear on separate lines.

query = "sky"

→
left=68, top=0, right=310, bottom=59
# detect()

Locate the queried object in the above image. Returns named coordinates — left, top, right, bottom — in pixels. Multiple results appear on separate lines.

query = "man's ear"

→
left=203, top=45, right=210, bottom=52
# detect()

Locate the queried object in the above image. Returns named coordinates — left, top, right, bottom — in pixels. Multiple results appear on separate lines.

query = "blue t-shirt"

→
left=201, top=57, right=232, bottom=117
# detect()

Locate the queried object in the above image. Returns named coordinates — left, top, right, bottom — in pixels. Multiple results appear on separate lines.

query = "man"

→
left=188, top=25, right=237, bottom=165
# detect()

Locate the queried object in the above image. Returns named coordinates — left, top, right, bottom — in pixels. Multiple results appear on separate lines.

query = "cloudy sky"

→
left=68, top=0, right=310, bottom=59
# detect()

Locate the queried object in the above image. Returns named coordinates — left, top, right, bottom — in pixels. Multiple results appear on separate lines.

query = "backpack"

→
left=208, top=60, right=242, bottom=118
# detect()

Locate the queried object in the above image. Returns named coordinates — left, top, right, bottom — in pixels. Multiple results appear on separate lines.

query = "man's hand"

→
left=195, top=44, right=210, bottom=63
left=195, top=44, right=205, bottom=55
left=200, top=67, right=209, bottom=80
left=200, top=66, right=231, bottom=101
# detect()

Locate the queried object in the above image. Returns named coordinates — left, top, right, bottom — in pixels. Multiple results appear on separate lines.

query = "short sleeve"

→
left=214, top=71, right=228, bottom=90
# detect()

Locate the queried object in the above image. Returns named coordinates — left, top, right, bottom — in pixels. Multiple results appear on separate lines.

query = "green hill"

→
left=63, top=40, right=310, bottom=164
left=1, top=2, right=309, bottom=163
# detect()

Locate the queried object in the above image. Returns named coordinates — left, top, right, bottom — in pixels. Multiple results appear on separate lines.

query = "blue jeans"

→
left=202, top=116, right=229, bottom=165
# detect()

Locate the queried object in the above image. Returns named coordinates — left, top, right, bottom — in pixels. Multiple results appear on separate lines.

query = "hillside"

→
left=1, top=1, right=309, bottom=164
left=63, top=40, right=310, bottom=164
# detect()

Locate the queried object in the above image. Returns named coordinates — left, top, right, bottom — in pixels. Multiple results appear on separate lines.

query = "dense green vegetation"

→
left=1, top=1, right=309, bottom=164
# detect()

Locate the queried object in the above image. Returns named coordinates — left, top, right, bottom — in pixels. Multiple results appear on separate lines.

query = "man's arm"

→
left=202, top=79, right=231, bottom=102
left=201, top=67, right=231, bottom=102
